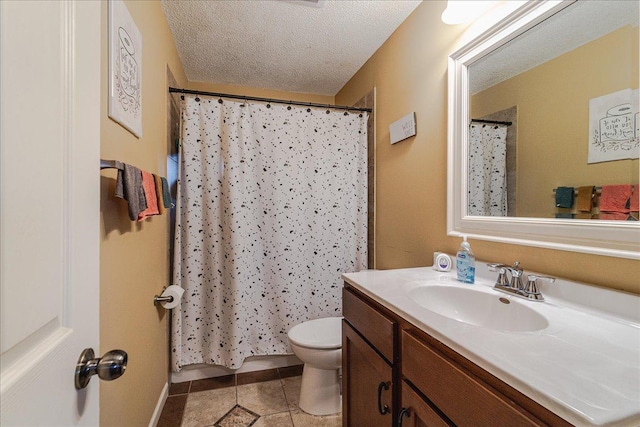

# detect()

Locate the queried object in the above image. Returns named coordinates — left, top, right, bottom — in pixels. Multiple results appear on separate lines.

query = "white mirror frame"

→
left=447, top=0, right=640, bottom=260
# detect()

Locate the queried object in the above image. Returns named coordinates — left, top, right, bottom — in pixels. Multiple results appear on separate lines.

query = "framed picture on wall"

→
left=108, top=0, right=142, bottom=138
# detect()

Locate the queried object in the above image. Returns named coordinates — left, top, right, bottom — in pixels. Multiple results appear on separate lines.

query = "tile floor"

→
left=158, top=365, right=342, bottom=427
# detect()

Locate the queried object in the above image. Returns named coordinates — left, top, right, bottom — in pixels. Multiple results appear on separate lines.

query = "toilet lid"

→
left=288, top=316, right=343, bottom=349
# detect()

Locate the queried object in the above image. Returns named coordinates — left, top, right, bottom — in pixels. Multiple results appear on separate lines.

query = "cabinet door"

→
left=398, top=381, right=452, bottom=427
left=402, top=331, right=541, bottom=426
left=342, top=321, right=394, bottom=427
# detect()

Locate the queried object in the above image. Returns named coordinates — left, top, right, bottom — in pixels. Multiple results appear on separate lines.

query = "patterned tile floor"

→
left=158, top=365, right=342, bottom=427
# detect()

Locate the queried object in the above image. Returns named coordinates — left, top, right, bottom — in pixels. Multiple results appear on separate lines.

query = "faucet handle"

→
left=487, top=263, right=510, bottom=287
left=488, top=263, right=508, bottom=271
left=523, top=274, right=555, bottom=301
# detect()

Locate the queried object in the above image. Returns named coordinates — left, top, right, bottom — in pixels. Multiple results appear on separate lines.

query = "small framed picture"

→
left=108, top=0, right=142, bottom=138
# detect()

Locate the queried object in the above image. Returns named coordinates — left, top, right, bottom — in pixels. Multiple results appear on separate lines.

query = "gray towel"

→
left=115, top=163, right=147, bottom=220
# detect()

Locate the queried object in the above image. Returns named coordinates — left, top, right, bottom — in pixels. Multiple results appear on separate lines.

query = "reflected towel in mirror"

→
left=555, top=187, right=574, bottom=208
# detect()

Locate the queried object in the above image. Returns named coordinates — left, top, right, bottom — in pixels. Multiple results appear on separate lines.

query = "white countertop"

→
left=342, top=262, right=640, bottom=427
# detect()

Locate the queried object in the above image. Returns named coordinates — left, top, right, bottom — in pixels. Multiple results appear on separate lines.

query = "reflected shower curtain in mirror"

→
left=468, top=123, right=508, bottom=216
left=171, top=95, right=368, bottom=370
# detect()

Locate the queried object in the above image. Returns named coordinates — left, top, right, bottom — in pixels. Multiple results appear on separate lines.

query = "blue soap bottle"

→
left=456, top=235, right=475, bottom=284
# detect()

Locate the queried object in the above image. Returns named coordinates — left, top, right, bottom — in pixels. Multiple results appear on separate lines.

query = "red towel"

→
left=599, top=184, right=632, bottom=213
left=137, top=171, right=160, bottom=221
left=630, top=185, right=639, bottom=212
left=599, top=212, right=628, bottom=221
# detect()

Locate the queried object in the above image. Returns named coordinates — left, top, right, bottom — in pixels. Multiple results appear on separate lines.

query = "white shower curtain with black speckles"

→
left=171, top=95, right=368, bottom=370
left=468, top=123, right=508, bottom=216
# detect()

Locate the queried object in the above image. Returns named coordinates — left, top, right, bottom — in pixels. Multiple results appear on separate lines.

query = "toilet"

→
left=287, top=316, right=343, bottom=415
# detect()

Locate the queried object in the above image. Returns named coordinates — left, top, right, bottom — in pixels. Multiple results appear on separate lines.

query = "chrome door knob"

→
left=75, top=348, right=128, bottom=389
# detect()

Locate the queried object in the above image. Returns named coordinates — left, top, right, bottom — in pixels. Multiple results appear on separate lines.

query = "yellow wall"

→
left=100, top=1, right=187, bottom=425
left=99, top=3, right=338, bottom=425
left=186, top=81, right=335, bottom=105
left=472, top=26, right=639, bottom=217
left=336, top=1, right=640, bottom=294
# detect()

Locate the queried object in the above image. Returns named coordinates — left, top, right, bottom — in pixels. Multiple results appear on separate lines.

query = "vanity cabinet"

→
left=398, top=380, right=452, bottom=427
left=342, top=288, right=396, bottom=427
left=343, top=284, right=572, bottom=427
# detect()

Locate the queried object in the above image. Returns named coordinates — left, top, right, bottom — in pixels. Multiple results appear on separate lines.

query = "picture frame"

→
left=108, top=0, right=142, bottom=138
left=588, top=88, right=639, bottom=164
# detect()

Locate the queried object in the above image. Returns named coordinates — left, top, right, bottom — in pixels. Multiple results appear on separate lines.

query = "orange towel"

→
left=137, top=171, right=160, bottom=221
left=575, top=213, right=593, bottom=219
left=154, top=174, right=166, bottom=215
left=630, top=185, right=639, bottom=212
left=599, top=184, right=632, bottom=213
left=576, top=186, right=594, bottom=212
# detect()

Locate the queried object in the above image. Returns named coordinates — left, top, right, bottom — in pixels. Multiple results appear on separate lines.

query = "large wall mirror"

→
left=447, top=0, right=639, bottom=259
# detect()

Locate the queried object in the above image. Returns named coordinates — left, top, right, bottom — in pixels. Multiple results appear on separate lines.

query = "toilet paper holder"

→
left=154, top=285, right=184, bottom=309
left=154, top=286, right=173, bottom=306
left=153, top=294, right=174, bottom=305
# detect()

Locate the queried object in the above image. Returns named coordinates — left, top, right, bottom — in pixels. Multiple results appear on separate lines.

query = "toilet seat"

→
left=288, top=317, right=342, bottom=349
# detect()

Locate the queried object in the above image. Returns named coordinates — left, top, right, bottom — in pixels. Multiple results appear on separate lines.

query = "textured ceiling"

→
left=470, top=0, right=639, bottom=94
left=161, top=0, right=422, bottom=96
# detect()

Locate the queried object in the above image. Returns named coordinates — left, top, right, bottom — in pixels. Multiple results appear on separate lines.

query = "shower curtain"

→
left=172, top=95, right=368, bottom=370
left=468, top=123, right=508, bottom=216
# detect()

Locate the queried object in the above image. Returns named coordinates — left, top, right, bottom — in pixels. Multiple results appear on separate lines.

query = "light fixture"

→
left=441, top=1, right=498, bottom=25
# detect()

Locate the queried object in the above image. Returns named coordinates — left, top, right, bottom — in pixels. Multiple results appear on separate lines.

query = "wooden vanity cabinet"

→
left=342, top=284, right=572, bottom=427
left=342, top=287, right=396, bottom=427
left=398, top=380, right=453, bottom=427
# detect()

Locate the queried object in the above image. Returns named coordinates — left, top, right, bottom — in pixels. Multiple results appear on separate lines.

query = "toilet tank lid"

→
left=288, top=317, right=343, bottom=349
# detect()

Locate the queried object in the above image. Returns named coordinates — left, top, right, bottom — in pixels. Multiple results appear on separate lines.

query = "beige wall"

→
left=472, top=25, right=639, bottom=217
left=336, top=1, right=639, bottom=294
left=99, top=1, right=187, bottom=425
left=99, top=3, right=338, bottom=424
left=186, top=81, right=334, bottom=105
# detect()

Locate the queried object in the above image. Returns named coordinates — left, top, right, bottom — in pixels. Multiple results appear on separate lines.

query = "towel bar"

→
left=100, top=159, right=125, bottom=170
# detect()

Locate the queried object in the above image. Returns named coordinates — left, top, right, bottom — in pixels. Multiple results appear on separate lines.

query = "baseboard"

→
left=148, top=382, right=169, bottom=427
left=171, top=354, right=302, bottom=383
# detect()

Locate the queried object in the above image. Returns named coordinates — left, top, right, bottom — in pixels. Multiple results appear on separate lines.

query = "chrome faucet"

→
left=488, top=262, right=555, bottom=301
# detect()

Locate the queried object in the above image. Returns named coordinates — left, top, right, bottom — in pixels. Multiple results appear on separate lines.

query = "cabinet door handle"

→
left=377, top=381, right=390, bottom=415
left=398, top=407, right=411, bottom=427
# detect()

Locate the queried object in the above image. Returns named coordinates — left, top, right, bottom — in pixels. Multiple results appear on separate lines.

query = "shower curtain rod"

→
left=169, top=87, right=372, bottom=113
left=471, top=118, right=512, bottom=126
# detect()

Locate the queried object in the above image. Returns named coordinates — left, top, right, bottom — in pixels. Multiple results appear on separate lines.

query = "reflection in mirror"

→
left=468, top=0, right=638, bottom=219
left=447, top=0, right=640, bottom=259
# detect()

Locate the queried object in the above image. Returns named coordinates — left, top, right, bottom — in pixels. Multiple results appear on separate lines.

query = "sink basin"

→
left=407, top=285, right=549, bottom=332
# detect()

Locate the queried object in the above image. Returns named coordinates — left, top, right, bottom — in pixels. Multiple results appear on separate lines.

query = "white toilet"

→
left=287, top=316, right=343, bottom=415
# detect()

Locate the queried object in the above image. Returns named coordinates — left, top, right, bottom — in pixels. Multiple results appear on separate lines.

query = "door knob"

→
left=75, top=348, right=128, bottom=389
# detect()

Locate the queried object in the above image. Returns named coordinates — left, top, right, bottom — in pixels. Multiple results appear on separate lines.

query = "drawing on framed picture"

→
left=108, top=0, right=142, bottom=138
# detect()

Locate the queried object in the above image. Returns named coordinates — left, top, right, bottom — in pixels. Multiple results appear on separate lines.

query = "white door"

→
left=1, top=1, right=101, bottom=425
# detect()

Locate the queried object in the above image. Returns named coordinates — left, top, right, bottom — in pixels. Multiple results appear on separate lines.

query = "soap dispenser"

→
left=456, top=235, right=475, bottom=284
